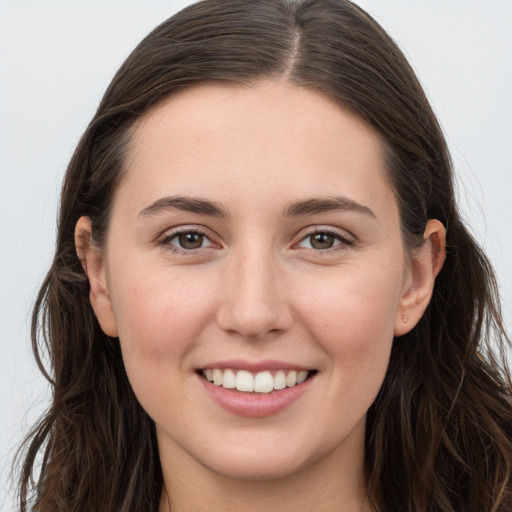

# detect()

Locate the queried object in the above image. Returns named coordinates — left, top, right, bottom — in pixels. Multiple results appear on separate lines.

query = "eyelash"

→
left=295, top=228, right=355, bottom=253
left=157, top=227, right=216, bottom=255
left=157, top=226, right=355, bottom=255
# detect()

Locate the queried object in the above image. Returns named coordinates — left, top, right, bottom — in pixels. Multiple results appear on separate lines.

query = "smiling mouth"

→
left=199, top=368, right=317, bottom=394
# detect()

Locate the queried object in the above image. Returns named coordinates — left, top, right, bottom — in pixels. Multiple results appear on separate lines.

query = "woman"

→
left=16, top=0, right=512, bottom=511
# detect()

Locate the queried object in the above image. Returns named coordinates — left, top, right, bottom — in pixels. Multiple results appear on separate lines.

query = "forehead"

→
left=117, top=81, right=395, bottom=218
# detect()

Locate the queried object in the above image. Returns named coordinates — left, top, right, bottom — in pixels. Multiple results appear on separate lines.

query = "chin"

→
left=209, top=456, right=306, bottom=482
left=198, top=438, right=330, bottom=482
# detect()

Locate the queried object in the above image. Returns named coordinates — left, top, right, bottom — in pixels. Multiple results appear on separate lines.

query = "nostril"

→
left=216, top=306, right=293, bottom=339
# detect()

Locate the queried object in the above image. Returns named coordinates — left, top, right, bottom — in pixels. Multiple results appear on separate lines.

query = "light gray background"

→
left=1, top=1, right=511, bottom=510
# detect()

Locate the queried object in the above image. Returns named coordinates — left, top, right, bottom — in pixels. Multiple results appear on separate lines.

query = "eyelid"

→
left=293, top=225, right=356, bottom=251
left=157, top=225, right=221, bottom=253
left=155, top=224, right=355, bottom=255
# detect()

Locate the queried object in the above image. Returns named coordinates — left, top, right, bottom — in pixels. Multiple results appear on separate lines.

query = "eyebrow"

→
left=138, top=196, right=228, bottom=218
left=283, top=196, right=376, bottom=218
left=138, top=194, right=375, bottom=220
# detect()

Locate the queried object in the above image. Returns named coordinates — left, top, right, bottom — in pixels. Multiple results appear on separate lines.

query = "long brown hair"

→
left=17, top=1, right=512, bottom=510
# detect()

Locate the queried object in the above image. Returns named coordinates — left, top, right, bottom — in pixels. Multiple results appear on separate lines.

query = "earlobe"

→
left=394, top=219, right=446, bottom=336
left=75, top=216, right=119, bottom=337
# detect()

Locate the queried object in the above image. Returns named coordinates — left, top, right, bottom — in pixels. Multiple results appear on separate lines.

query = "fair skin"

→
left=76, top=81, right=445, bottom=511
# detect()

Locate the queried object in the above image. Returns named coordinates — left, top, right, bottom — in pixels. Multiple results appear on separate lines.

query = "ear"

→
left=394, top=219, right=446, bottom=336
left=75, top=216, right=119, bottom=337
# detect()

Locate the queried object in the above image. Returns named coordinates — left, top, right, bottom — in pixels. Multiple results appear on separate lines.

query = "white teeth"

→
left=202, top=368, right=313, bottom=393
left=236, top=370, right=254, bottom=392
left=286, top=370, right=297, bottom=387
left=274, top=370, right=286, bottom=390
left=254, top=371, right=274, bottom=393
left=222, top=369, right=236, bottom=389
left=297, top=370, right=308, bottom=384
left=213, top=369, right=223, bottom=386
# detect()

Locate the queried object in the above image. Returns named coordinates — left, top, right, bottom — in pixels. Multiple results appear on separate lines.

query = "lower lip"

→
left=198, top=374, right=315, bottom=418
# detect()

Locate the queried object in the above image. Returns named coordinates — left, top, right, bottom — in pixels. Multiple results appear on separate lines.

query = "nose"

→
left=216, top=250, right=293, bottom=339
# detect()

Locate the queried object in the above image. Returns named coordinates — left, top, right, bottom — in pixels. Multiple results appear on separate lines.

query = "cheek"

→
left=302, top=263, right=400, bottom=329
left=110, top=264, right=217, bottom=368
left=108, top=265, right=221, bottom=422
left=295, top=263, right=401, bottom=377
left=298, top=271, right=398, bottom=433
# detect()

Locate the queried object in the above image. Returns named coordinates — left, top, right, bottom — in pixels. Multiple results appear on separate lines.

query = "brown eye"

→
left=178, top=232, right=204, bottom=249
left=309, top=233, right=335, bottom=250
left=296, top=229, right=353, bottom=252
left=159, top=228, right=216, bottom=253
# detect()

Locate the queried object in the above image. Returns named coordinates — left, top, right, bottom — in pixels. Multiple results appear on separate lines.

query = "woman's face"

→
left=85, top=82, right=424, bottom=481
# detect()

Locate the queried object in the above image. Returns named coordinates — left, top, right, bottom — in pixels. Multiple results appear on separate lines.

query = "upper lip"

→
left=199, top=360, right=314, bottom=372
